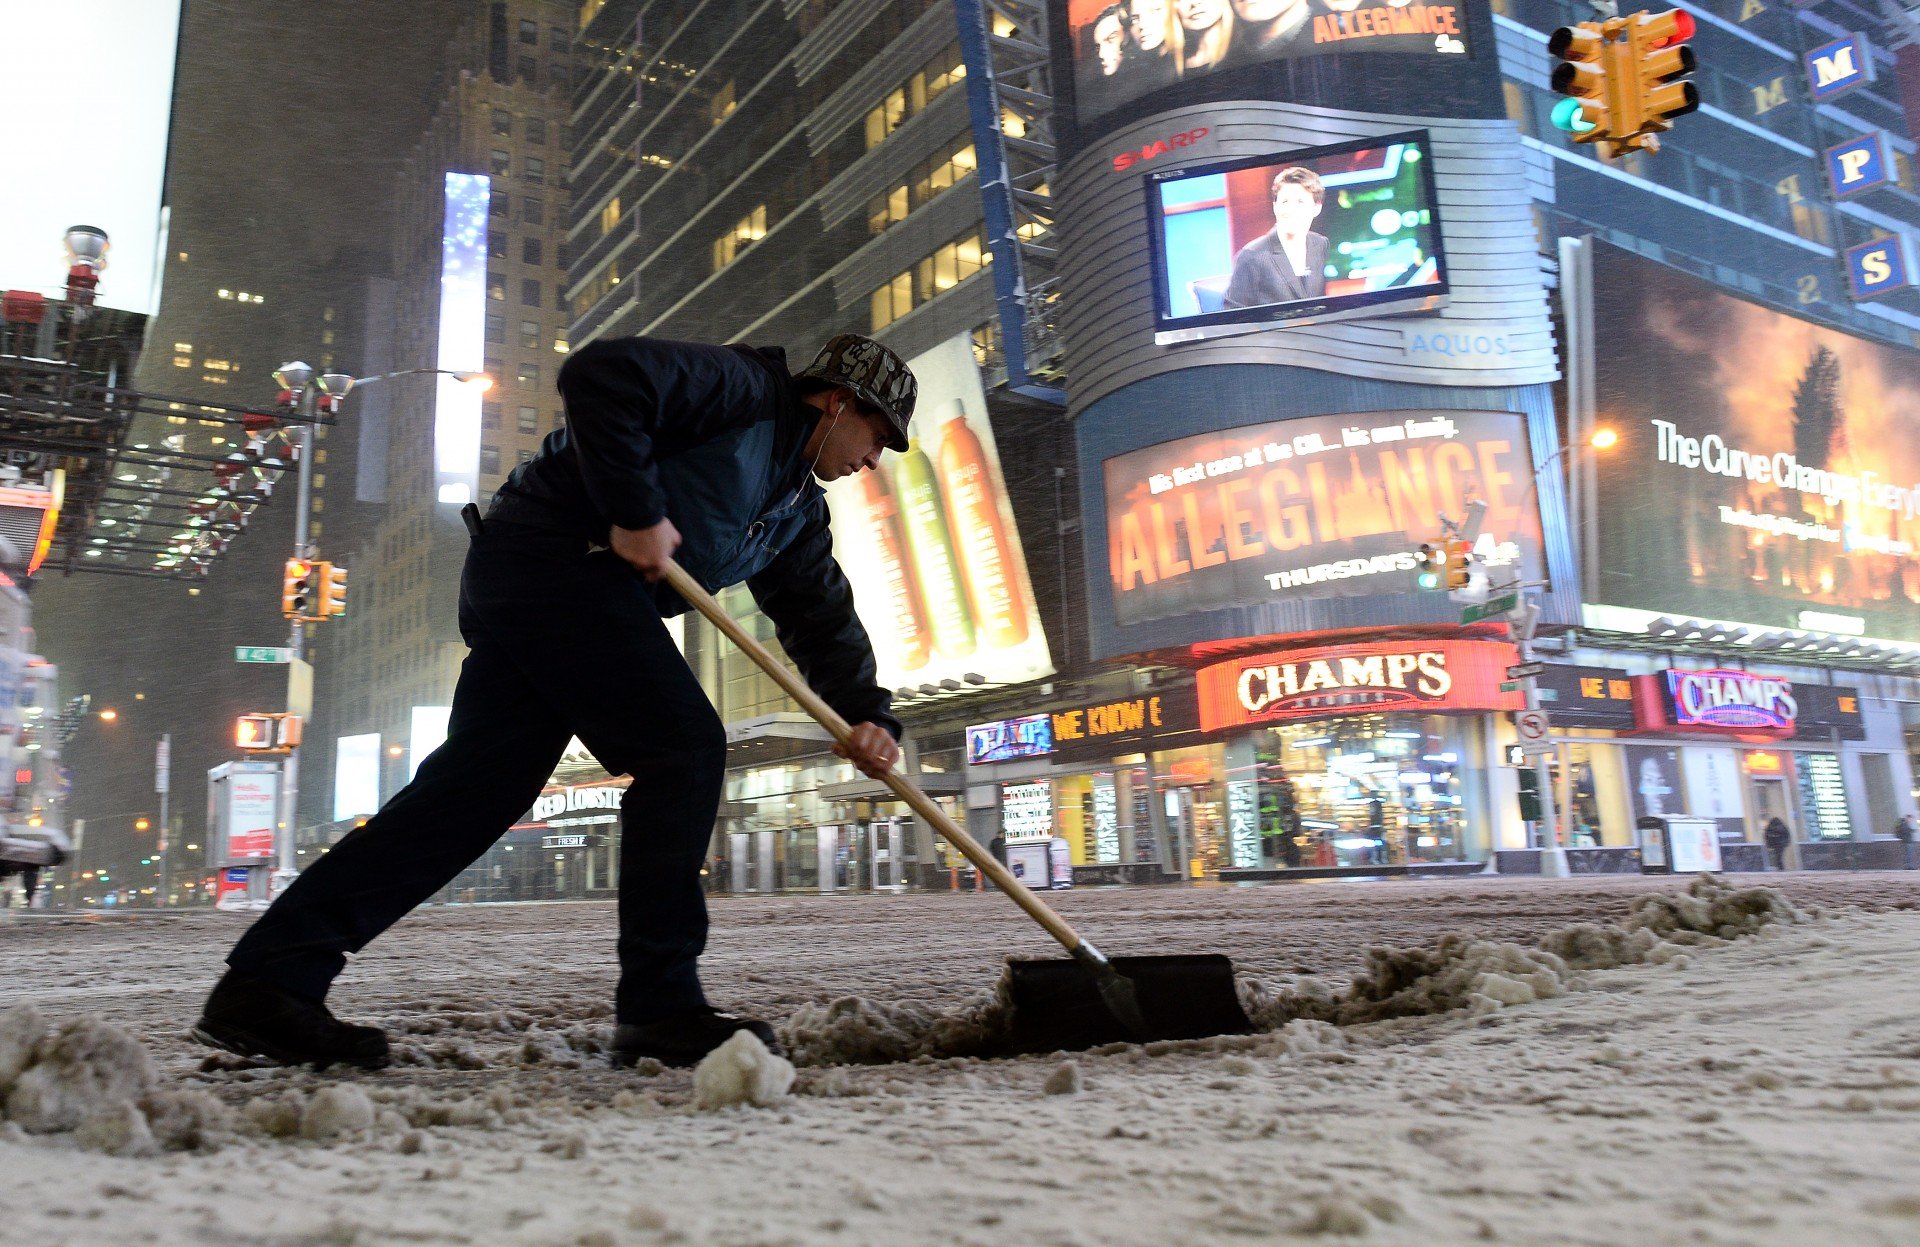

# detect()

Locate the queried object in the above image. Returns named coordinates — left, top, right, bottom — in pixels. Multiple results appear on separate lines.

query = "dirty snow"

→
left=3, top=873, right=1919, bottom=1245
left=691, top=1030, right=795, bottom=1110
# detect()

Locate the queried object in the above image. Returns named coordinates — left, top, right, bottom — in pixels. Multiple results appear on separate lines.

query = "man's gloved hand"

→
left=611, top=517, right=682, bottom=582
left=835, top=722, right=900, bottom=779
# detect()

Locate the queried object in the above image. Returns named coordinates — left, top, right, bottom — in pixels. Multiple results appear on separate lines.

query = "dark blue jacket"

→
left=488, top=336, right=899, bottom=739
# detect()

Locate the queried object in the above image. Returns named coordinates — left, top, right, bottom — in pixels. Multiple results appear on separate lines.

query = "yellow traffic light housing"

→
left=1623, top=9, right=1699, bottom=151
left=1550, top=10, right=1697, bottom=158
left=282, top=557, right=315, bottom=619
left=1415, top=543, right=1446, bottom=591
left=1445, top=539, right=1473, bottom=590
left=236, top=713, right=277, bottom=750
left=318, top=562, right=348, bottom=618
left=1548, top=22, right=1615, bottom=147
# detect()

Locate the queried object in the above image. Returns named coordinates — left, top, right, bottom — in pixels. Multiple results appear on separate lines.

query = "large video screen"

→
left=1067, top=0, right=1470, bottom=126
left=1145, top=132, right=1448, bottom=338
left=1102, top=408, right=1544, bottom=626
left=1591, top=244, right=1920, bottom=644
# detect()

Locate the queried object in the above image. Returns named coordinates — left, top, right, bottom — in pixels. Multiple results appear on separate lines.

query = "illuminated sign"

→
left=1665, top=669, right=1798, bottom=731
left=1111, top=126, right=1210, bottom=173
left=1591, top=243, right=1920, bottom=644
left=225, top=770, right=278, bottom=860
left=1533, top=665, right=1637, bottom=729
left=433, top=172, right=489, bottom=506
left=1825, top=132, right=1893, bottom=199
left=1000, top=780, right=1054, bottom=842
left=966, top=714, right=1055, bottom=764
left=542, top=833, right=595, bottom=849
left=332, top=732, right=381, bottom=821
left=530, top=783, right=626, bottom=822
left=1104, top=409, right=1544, bottom=627
left=408, top=705, right=452, bottom=779
left=1197, top=639, right=1520, bottom=730
left=1744, top=750, right=1785, bottom=774
left=823, top=334, right=1052, bottom=690
left=1845, top=235, right=1913, bottom=302
left=1805, top=33, right=1874, bottom=103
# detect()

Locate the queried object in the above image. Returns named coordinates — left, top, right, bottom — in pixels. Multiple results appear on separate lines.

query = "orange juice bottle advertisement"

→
left=854, top=468, right=932, bottom=671
left=933, top=400, right=1030, bottom=648
left=895, top=441, right=976, bottom=658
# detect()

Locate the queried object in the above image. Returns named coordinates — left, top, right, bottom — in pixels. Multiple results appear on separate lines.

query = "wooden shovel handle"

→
left=660, top=559, right=1089, bottom=957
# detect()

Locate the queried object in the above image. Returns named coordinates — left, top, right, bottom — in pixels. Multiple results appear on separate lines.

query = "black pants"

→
left=227, top=524, right=726, bottom=1024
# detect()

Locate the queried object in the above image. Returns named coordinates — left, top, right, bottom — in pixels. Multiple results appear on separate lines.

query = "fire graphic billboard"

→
left=1592, top=243, right=1920, bottom=643
left=1102, top=408, right=1545, bottom=625
left=822, top=334, right=1053, bottom=689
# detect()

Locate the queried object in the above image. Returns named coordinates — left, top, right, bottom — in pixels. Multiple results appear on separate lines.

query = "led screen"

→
left=332, top=732, right=381, bottom=821
left=1067, top=0, right=1469, bottom=127
left=434, top=173, right=489, bottom=506
left=409, top=706, right=452, bottom=780
left=1146, top=131, right=1447, bottom=337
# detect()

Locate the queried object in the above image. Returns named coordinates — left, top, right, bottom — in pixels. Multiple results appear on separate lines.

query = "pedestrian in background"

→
left=1763, top=817, right=1792, bottom=872
left=1894, top=813, right=1917, bottom=870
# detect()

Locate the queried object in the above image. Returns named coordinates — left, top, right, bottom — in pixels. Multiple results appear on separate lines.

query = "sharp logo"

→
left=1113, top=127, right=1210, bottom=173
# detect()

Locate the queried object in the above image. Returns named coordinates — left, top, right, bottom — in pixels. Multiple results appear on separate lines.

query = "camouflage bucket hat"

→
left=797, top=334, right=917, bottom=452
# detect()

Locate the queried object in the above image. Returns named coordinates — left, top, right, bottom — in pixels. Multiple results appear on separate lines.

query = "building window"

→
left=711, top=204, right=768, bottom=272
left=522, top=237, right=543, bottom=266
left=869, top=227, right=991, bottom=330
left=480, top=446, right=501, bottom=474
left=524, top=156, right=545, bottom=185
left=518, top=54, right=538, bottom=86
left=867, top=136, right=977, bottom=235
left=488, top=232, right=508, bottom=259
left=554, top=337, right=570, bottom=354
left=486, top=356, right=505, bottom=380
left=863, top=41, right=965, bottom=150
left=486, top=313, right=505, bottom=344
left=521, top=278, right=541, bottom=306
left=600, top=197, right=622, bottom=236
left=518, top=406, right=539, bottom=433
left=482, top=403, right=502, bottom=430
left=551, top=25, right=571, bottom=54
left=519, top=17, right=538, bottom=44
left=519, top=319, right=540, bottom=349
left=491, top=108, right=513, bottom=136
left=870, top=272, right=913, bottom=332
left=488, top=272, right=507, bottom=301
left=526, top=116, right=547, bottom=146
left=517, top=359, right=541, bottom=386
left=711, top=80, right=737, bottom=126
left=523, top=196, right=545, bottom=225
left=491, top=149, right=511, bottom=177
left=491, top=188, right=509, bottom=216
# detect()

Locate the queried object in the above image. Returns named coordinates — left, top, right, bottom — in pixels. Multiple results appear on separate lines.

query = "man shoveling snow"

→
left=194, top=334, right=915, bottom=1071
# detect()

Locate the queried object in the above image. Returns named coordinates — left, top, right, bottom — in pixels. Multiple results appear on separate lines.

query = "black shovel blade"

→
left=1002, top=954, right=1255, bottom=1055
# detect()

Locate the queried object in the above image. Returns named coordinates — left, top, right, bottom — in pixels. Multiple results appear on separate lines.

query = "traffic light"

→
left=1624, top=9, right=1698, bottom=152
left=1548, top=22, right=1615, bottom=148
left=236, top=713, right=277, bottom=750
left=1444, top=538, right=1472, bottom=590
left=1414, top=543, right=1446, bottom=591
left=134, top=816, right=151, bottom=832
left=1516, top=766, right=1542, bottom=823
left=282, top=558, right=315, bottom=619
left=318, top=562, right=348, bottom=618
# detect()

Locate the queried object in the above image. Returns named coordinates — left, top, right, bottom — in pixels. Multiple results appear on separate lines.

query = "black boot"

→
left=611, top=1006, right=780, bottom=1069
left=192, top=969, right=391, bottom=1070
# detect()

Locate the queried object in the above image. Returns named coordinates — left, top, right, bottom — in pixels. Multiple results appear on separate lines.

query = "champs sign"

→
left=1665, top=669, right=1798, bottom=732
left=1197, top=639, right=1521, bottom=730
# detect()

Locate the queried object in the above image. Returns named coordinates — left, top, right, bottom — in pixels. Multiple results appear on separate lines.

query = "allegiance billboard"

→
left=1103, top=409, right=1545, bottom=626
left=434, top=172, right=489, bottom=506
left=1147, top=131, right=1447, bottom=337
left=822, top=334, right=1053, bottom=689
left=1591, top=244, right=1920, bottom=643
left=1066, top=0, right=1469, bottom=127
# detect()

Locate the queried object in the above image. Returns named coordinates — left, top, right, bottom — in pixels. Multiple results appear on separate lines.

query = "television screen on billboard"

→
left=822, top=334, right=1053, bottom=690
left=1145, top=132, right=1447, bottom=339
left=333, top=733, right=381, bottom=821
left=1590, top=244, right=1920, bottom=643
left=1102, top=408, right=1544, bottom=626
left=434, top=172, right=489, bottom=506
left=1066, top=0, right=1470, bottom=127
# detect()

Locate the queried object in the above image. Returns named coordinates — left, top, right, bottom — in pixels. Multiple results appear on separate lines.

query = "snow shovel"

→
left=662, top=559, right=1254, bottom=1055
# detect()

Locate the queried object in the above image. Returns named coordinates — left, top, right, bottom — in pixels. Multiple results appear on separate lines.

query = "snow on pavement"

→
left=4, top=873, right=1920, bottom=1245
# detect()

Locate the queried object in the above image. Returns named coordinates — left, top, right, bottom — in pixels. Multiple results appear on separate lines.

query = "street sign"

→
left=1507, top=662, right=1545, bottom=680
left=1519, top=738, right=1557, bottom=758
left=235, top=646, right=291, bottom=664
left=1500, top=681, right=1527, bottom=693
left=1461, top=592, right=1520, bottom=624
left=1515, top=708, right=1552, bottom=744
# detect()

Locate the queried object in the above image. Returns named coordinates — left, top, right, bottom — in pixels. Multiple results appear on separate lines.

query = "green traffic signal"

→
left=1417, top=571, right=1441, bottom=590
left=1552, top=97, right=1598, bottom=134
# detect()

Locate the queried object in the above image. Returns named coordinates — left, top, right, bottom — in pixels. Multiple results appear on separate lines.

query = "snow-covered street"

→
left=7, top=874, right=1920, bottom=1246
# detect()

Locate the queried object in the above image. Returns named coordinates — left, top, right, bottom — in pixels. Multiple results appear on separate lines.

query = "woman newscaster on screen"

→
left=1223, top=166, right=1329, bottom=309
left=1175, top=0, right=1235, bottom=73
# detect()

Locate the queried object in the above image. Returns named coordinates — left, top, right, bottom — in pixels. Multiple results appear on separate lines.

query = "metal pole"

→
left=278, top=389, right=317, bottom=884
left=156, top=732, right=170, bottom=906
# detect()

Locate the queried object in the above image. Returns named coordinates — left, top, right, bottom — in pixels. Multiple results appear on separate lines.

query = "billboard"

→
left=1591, top=244, right=1920, bottom=643
left=333, top=733, right=381, bottom=821
left=1103, top=409, right=1544, bottom=626
left=409, top=706, right=452, bottom=780
left=0, top=1, right=181, bottom=315
left=1066, top=0, right=1469, bottom=126
left=1146, top=132, right=1447, bottom=337
left=1196, top=638, right=1521, bottom=730
left=226, top=770, right=278, bottom=861
left=823, top=334, right=1052, bottom=689
left=434, top=173, right=489, bottom=506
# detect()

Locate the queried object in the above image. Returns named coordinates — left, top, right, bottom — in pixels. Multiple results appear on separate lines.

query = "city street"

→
left=7, top=874, right=1920, bottom=1246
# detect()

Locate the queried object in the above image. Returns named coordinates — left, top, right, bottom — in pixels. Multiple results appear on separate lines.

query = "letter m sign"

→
left=1806, top=33, right=1875, bottom=103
